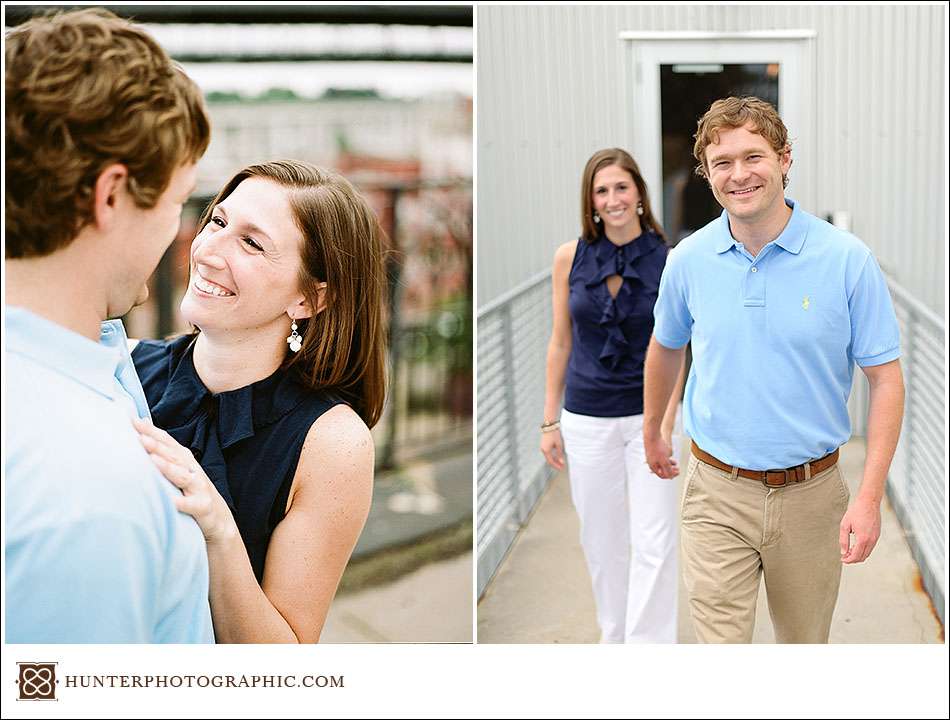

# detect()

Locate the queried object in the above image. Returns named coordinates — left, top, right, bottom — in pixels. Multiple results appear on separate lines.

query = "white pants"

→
left=560, top=408, right=681, bottom=643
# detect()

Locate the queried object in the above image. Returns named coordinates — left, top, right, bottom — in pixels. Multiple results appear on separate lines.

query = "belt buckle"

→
left=762, top=468, right=790, bottom=489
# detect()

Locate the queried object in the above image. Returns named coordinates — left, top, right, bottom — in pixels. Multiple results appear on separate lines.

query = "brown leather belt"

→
left=690, top=441, right=839, bottom=489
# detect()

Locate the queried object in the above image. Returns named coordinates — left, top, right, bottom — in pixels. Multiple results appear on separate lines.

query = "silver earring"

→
left=286, top=319, right=302, bottom=353
left=593, top=212, right=601, bottom=223
left=636, top=202, right=644, bottom=216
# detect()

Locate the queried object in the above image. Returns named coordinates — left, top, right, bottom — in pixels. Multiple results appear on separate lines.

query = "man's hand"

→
left=839, top=497, right=882, bottom=564
left=643, top=337, right=686, bottom=479
left=645, top=431, right=679, bottom=479
left=841, top=359, right=902, bottom=565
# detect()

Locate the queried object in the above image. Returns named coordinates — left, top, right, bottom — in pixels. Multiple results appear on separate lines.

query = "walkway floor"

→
left=322, top=552, right=473, bottom=642
left=477, top=439, right=943, bottom=643
left=320, top=444, right=473, bottom=643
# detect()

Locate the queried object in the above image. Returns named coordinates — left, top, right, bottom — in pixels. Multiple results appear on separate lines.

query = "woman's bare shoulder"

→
left=553, top=239, right=579, bottom=265
left=304, top=403, right=373, bottom=458
left=287, top=404, right=374, bottom=512
left=553, top=239, right=580, bottom=281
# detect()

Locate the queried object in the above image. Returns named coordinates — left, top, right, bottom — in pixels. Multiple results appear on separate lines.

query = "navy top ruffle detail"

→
left=564, top=231, right=668, bottom=417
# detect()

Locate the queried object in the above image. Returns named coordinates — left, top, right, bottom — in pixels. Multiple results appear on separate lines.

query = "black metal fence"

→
left=372, top=180, right=473, bottom=470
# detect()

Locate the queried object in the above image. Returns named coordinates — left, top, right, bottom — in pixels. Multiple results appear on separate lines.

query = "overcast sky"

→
left=146, top=23, right=472, bottom=59
left=181, top=60, right=472, bottom=99
left=156, top=23, right=473, bottom=99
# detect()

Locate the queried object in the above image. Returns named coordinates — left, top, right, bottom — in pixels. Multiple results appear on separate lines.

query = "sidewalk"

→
left=337, top=443, right=472, bottom=593
left=320, top=443, right=474, bottom=642
left=477, top=439, right=944, bottom=643
left=322, top=551, right=473, bottom=642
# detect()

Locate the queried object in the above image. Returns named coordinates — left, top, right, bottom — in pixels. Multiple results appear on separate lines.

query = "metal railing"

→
left=476, top=270, right=948, bottom=620
left=477, top=270, right=554, bottom=597
left=884, top=277, right=946, bottom=625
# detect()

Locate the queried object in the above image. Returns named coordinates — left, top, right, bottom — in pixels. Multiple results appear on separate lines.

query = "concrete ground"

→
left=321, top=551, right=473, bottom=642
left=353, top=446, right=473, bottom=562
left=477, top=438, right=944, bottom=643
left=317, top=443, right=473, bottom=642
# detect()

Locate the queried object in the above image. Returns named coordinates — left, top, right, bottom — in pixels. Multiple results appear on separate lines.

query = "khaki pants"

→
left=680, top=452, right=850, bottom=643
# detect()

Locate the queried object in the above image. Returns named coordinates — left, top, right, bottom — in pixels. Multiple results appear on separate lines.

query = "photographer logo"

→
left=16, top=662, right=57, bottom=701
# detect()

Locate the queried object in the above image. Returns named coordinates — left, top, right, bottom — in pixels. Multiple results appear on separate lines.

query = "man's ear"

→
left=93, top=164, right=129, bottom=230
left=780, top=146, right=793, bottom=175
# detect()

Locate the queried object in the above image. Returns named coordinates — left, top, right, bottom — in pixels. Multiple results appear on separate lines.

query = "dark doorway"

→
left=660, top=63, right=779, bottom=245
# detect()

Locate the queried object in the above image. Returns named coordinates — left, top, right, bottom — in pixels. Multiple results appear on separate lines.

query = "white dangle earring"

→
left=593, top=212, right=601, bottom=223
left=286, top=318, right=302, bottom=353
left=636, top=201, right=644, bottom=216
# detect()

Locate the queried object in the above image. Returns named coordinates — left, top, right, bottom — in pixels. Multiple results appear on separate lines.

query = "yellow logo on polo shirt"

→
left=802, top=295, right=810, bottom=310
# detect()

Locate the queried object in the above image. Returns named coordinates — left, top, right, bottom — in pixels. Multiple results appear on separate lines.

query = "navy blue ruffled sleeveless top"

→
left=132, top=335, right=343, bottom=583
left=564, top=230, right=668, bottom=417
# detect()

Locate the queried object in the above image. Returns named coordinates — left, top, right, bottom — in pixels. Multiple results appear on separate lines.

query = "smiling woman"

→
left=180, top=177, right=314, bottom=338
left=129, top=159, right=388, bottom=643
left=539, top=148, right=685, bottom=644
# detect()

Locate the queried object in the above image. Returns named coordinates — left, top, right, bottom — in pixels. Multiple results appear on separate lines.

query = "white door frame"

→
left=620, top=31, right=818, bottom=220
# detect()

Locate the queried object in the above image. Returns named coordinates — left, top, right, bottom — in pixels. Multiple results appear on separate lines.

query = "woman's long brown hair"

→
left=197, top=160, right=387, bottom=427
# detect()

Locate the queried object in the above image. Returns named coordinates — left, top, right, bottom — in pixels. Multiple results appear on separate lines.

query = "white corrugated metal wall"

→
left=475, top=3, right=947, bottom=606
left=477, top=4, right=946, bottom=317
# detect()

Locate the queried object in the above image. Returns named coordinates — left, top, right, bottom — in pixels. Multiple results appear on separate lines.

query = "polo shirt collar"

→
left=5, top=306, right=125, bottom=401
left=714, top=198, right=808, bottom=255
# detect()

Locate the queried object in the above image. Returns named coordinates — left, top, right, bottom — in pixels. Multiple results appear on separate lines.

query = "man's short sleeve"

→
left=653, top=246, right=693, bottom=349
left=849, top=253, right=901, bottom=367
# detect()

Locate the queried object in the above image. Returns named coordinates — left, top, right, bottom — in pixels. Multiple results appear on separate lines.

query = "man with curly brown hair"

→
left=643, top=96, right=904, bottom=643
left=5, top=8, right=215, bottom=642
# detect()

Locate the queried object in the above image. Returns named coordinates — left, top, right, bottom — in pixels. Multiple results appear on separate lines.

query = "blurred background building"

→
left=476, top=4, right=946, bottom=637
left=5, top=4, right=473, bottom=642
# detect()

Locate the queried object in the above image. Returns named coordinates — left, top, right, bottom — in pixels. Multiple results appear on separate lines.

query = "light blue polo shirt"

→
left=653, top=199, right=901, bottom=469
left=4, top=307, right=214, bottom=643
